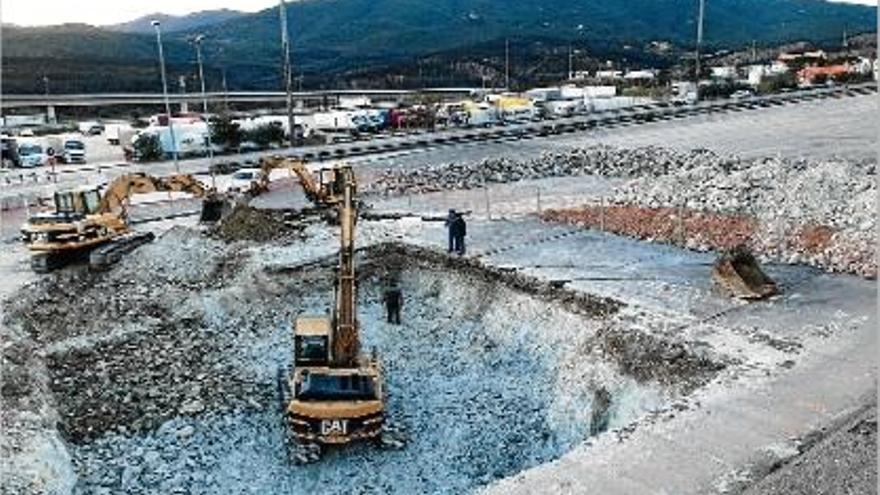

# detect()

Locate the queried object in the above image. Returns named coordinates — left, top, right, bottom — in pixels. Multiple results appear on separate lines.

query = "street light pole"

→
left=192, top=34, right=215, bottom=186
left=279, top=0, right=296, bottom=148
left=694, top=0, right=705, bottom=101
left=505, top=38, right=510, bottom=90
left=151, top=20, right=179, bottom=173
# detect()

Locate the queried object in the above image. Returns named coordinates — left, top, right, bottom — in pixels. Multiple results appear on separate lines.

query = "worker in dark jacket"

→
left=453, top=212, right=467, bottom=255
left=383, top=287, right=403, bottom=324
left=445, top=209, right=457, bottom=253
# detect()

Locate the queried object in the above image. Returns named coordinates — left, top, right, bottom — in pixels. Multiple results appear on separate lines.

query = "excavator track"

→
left=89, top=232, right=156, bottom=271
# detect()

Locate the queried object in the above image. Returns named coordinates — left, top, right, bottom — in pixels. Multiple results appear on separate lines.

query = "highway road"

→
left=0, top=83, right=874, bottom=208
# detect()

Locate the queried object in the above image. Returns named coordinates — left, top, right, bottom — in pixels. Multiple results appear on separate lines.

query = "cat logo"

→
left=321, top=419, right=349, bottom=436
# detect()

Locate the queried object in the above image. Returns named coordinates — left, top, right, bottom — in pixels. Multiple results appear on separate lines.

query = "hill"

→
left=1, top=0, right=875, bottom=94
left=107, top=9, right=245, bottom=34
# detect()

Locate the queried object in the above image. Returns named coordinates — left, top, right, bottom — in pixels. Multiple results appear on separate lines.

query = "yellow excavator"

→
left=251, top=156, right=351, bottom=208
left=280, top=166, right=400, bottom=464
left=20, top=173, right=223, bottom=272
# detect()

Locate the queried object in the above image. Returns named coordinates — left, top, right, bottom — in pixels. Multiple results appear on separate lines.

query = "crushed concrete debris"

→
left=212, top=204, right=309, bottom=243
left=2, top=230, right=723, bottom=495
left=369, top=144, right=875, bottom=277
left=368, top=145, right=728, bottom=195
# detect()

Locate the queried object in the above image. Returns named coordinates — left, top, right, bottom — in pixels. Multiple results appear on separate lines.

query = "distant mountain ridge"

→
left=106, top=9, right=245, bottom=34
left=1, top=0, right=876, bottom=94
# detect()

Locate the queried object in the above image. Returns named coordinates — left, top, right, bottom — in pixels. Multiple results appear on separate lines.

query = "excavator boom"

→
left=99, top=173, right=210, bottom=213
left=332, top=170, right=359, bottom=367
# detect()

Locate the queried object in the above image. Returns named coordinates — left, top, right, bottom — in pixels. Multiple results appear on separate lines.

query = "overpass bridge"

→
left=1, top=88, right=484, bottom=111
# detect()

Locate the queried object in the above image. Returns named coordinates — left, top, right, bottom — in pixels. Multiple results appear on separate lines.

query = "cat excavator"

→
left=20, top=173, right=223, bottom=272
left=280, top=166, right=401, bottom=464
left=251, top=156, right=351, bottom=208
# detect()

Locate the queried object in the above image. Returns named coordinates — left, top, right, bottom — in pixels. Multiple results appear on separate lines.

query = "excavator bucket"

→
left=200, top=197, right=228, bottom=223
left=712, top=246, right=778, bottom=300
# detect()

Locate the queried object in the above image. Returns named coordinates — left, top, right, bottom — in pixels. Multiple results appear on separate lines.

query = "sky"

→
left=1, top=0, right=876, bottom=27
left=1, top=0, right=280, bottom=27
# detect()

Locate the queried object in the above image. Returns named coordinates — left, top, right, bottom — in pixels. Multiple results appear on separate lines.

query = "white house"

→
left=747, top=65, right=770, bottom=87
left=711, top=66, right=738, bottom=79
left=596, top=70, right=624, bottom=80
left=624, top=70, right=656, bottom=81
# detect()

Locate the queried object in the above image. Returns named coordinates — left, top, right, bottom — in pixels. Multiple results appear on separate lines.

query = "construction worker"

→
left=445, top=209, right=457, bottom=253
left=454, top=212, right=467, bottom=255
left=383, top=286, right=403, bottom=325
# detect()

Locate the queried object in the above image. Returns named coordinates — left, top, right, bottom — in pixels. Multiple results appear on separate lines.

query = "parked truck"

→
left=105, top=123, right=134, bottom=145
left=140, top=123, right=211, bottom=159
left=46, top=135, right=87, bottom=164
left=1, top=135, right=20, bottom=168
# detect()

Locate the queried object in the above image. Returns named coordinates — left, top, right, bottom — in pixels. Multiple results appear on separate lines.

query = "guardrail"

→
left=1, top=82, right=874, bottom=194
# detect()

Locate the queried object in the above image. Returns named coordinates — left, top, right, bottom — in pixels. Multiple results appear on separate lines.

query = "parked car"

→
left=17, top=142, right=47, bottom=168
left=227, top=168, right=261, bottom=193
left=730, top=89, right=754, bottom=100
left=208, top=161, right=242, bottom=176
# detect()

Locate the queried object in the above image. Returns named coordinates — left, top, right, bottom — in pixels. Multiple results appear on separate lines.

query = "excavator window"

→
left=297, top=373, right=377, bottom=401
left=54, top=192, right=76, bottom=214
left=295, top=335, right=329, bottom=364
left=81, top=190, right=101, bottom=214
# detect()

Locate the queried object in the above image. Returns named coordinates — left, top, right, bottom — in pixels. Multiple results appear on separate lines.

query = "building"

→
left=779, top=50, right=827, bottom=63
left=710, top=66, right=738, bottom=80
left=796, top=65, right=850, bottom=86
left=623, top=70, right=657, bottom=82
left=595, top=70, right=624, bottom=80
left=770, top=61, right=790, bottom=74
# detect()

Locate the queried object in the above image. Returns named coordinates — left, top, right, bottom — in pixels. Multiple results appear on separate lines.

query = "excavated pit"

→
left=5, top=232, right=723, bottom=494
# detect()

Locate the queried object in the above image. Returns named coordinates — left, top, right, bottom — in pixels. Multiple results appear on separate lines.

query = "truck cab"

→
left=62, top=138, right=86, bottom=164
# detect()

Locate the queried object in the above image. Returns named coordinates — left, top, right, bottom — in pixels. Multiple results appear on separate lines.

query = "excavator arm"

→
left=332, top=169, right=359, bottom=367
left=99, top=173, right=211, bottom=213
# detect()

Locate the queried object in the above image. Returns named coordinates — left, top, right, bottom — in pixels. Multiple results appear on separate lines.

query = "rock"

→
left=180, top=400, right=205, bottom=415
left=176, top=425, right=195, bottom=438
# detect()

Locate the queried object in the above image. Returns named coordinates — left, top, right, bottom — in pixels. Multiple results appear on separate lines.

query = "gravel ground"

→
left=738, top=397, right=877, bottom=495
left=2, top=229, right=723, bottom=495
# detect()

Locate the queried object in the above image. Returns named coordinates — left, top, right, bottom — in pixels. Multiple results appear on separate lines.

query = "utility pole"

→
left=751, top=40, right=757, bottom=63
left=151, top=20, right=179, bottom=173
left=42, top=76, right=56, bottom=124
left=694, top=0, right=705, bottom=101
left=192, top=34, right=214, bottom=184
left=193, top=35, right=209, bottom=115
left=279, top=0, right=296, bottom=148
left=505, top=38, right=510, bottom=90
left=568, top=44, right=574, bottom=80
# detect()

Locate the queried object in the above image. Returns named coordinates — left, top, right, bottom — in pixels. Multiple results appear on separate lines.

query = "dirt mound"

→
left=213, top=205, right=304, bottom=243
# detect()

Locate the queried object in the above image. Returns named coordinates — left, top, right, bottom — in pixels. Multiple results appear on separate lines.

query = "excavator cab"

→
left=54, top=188, right=102, bottom=216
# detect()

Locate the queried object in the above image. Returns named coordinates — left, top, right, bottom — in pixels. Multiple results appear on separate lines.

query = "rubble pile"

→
left=213, top=204, right=305, bottom=243
left=610, top=156, right=876, bottom=277
left=542, top=206, right=758, bottom=252
left=368, top=146, right=732, bottom=195
left=376, top=142, right=875, bottom=277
